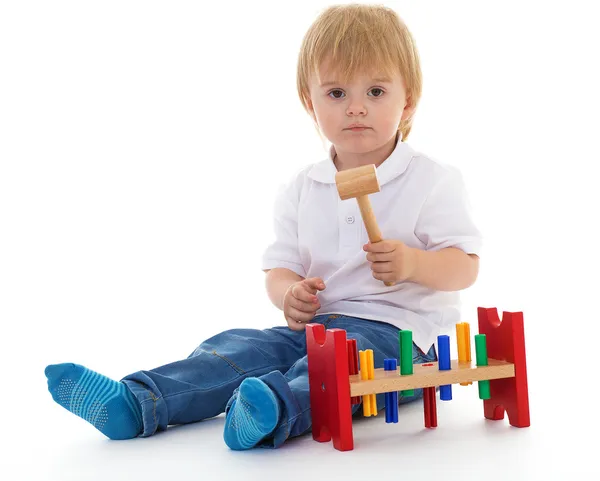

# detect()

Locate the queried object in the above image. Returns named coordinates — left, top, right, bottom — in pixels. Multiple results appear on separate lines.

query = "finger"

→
left=288, top=306, right=315, bottom=323
left=286, top=317, right=306, bottom=331
left=304, top=277, right=326, bottom=291
left=366, top=252, right=392, bottom=262
left=289, top=295, right=320, bottom=313
left=292, top=284, right=319, bottom=304
left=372, top=271, right=395, bottom=282
left=370, top=261, right=394, bottom=273
left=363, top=241, right=394, bottom=253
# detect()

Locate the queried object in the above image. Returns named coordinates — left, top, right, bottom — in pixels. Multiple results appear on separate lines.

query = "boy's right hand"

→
left=283, top=277, right=326, bottom=331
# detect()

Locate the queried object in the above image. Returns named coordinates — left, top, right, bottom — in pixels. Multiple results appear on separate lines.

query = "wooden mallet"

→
left=335, top=164, right=394, bottom=286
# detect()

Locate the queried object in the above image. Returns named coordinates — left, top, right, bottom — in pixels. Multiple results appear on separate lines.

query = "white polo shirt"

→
left=262, top=139, right=483, bottom=352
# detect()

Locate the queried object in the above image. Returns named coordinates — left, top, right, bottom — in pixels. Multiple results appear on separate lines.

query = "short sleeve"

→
left=414, top=167, right=483, bottom=256
left=261, top=178, right=307, bottom=277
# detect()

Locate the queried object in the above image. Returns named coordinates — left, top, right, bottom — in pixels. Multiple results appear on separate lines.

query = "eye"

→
left=368, top=88, right=385, bottom=97
left=328, top=89, right=345, bottom=99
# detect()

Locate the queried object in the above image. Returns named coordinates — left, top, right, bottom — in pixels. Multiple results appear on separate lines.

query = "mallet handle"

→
left=356, top=195, right=382, bottom=242
left=356, top=195, right=394, bottom=287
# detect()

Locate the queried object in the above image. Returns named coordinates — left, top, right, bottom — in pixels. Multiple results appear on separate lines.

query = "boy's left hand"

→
left=363, top=240, right=418, bottom=285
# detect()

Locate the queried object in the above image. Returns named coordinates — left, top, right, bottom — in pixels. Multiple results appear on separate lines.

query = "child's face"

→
left=308, top=62, right=412, bottom=154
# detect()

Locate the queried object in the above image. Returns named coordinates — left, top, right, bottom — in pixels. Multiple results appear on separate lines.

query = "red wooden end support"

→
left=306, top=323, right=354, bottom=451
left=423, top=387, right=437, bottom=428
left=347, top=339, right=361, bottom=405
left=477, top=307, right=530, bottom=427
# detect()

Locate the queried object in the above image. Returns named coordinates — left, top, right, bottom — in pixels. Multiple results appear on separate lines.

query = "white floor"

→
left=9, top=354, right=597, bottom=481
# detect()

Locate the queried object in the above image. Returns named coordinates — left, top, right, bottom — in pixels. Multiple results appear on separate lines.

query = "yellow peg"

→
left=456, top=322, right=473, bottom=385
left=464, top=322, right=472, bottom=362
left=359, top=350, right=373, bottom=416
left=366, top=349, right=377, bottom=416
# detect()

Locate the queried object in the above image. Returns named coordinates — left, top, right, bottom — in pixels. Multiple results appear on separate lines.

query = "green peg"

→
left=399, top=330, right=414, bottom=396
left=475, top=334, right=491, bottom=400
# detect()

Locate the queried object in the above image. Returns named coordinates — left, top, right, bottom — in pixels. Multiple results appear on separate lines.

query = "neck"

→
left=333, top=134, right=399, bottom=171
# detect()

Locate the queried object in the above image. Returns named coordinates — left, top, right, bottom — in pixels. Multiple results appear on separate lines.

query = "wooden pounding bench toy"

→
left=305, top=307, right=530, bottom=452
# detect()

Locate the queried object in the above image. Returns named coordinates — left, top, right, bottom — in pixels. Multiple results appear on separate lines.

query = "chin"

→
left=339, top=138, right=380, bottom=153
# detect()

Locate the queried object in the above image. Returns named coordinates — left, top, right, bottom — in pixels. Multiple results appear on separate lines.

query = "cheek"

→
left=376, top=105, right=404, bottom=129
left=314, top=106, right=339, bottom=130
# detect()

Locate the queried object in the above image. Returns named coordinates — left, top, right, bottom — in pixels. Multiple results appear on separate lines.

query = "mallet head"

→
left=335, top=164, right=381, bottom=200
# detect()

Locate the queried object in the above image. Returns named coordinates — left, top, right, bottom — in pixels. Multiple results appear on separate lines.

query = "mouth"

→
left=345, top=126, right=371, bottom=132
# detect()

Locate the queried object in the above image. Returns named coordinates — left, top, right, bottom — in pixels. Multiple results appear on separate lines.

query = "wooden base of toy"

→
left=305, top=307, right=530, bottom=452
left=348, top=358, right=514, bottom=395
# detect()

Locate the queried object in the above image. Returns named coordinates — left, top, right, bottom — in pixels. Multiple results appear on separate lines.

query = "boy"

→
left=44, top=4, right=481, bottom=451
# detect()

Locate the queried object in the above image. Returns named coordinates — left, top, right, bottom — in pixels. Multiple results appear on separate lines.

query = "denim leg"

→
left=121, top=325, right=308, bottom=437
left=247, top=315, right=438, bottom=448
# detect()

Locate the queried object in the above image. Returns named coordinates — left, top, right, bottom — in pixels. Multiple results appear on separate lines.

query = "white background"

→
left=1, top=1, right=599, bottom=480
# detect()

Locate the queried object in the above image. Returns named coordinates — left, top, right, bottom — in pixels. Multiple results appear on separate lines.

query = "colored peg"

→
left=384, top=359, right=399, bottom=423
left=358, top=350, right=371, bottom=415
left=366, top=349, right=377, bottom=416
left=423, top=386, right=438, bottom=428
left=437, top=335, right=452, bottom=401
left=456, top=322, right=472, bottom=386
left=399, top=330, right=414, bottom=396
left=359, top=349, right=377, bottom=416
left=475, top=334, right=491, bottom=399
left=347, top=339, right=361, bottom=405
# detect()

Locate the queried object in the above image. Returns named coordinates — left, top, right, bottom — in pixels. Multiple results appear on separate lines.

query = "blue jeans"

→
left=121, top=314, right=437, bottom=448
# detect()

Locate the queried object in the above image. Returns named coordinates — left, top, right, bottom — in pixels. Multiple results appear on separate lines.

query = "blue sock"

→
left=45, top=363, right=143, bottom=440
left=223, top=377, right=280, bottom=450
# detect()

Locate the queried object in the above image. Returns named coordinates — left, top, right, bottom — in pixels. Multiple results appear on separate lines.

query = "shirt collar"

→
left=307, top=136, right=415, bottom=186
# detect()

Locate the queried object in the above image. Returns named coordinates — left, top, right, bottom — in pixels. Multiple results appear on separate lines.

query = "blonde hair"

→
left=296, top=4, right=422, bottom=141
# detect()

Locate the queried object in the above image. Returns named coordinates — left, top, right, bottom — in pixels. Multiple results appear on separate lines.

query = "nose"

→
left=346, top=97, right=366, bottom=116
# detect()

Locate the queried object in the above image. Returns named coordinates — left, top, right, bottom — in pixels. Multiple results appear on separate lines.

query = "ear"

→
left=401, top=97, right=415, bottom=122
